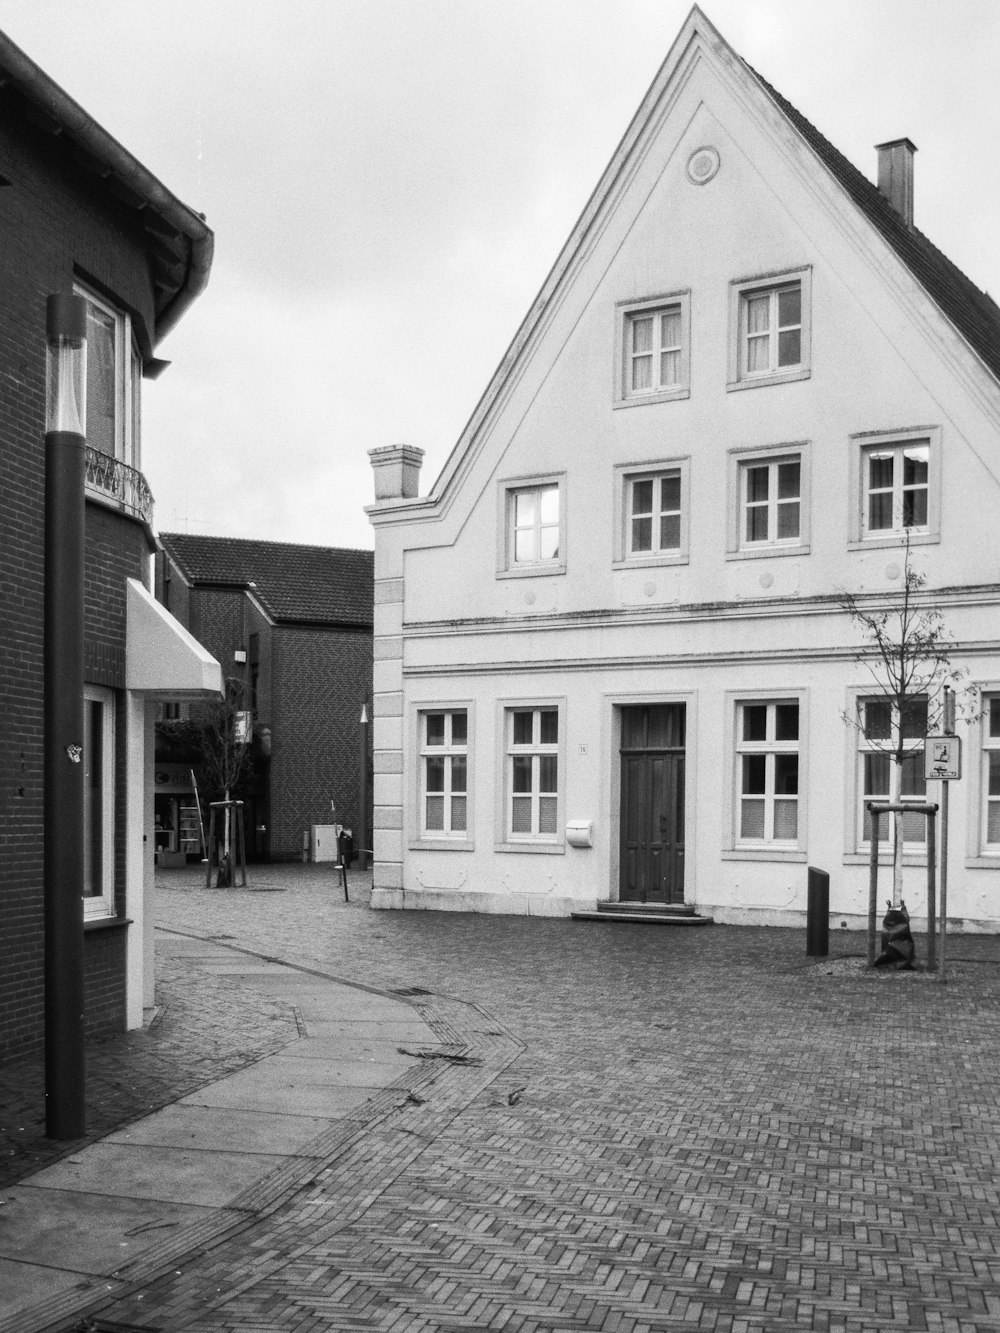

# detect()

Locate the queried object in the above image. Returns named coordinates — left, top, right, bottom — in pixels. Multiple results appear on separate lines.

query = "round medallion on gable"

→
left=686, top=145, right=720, bottom=185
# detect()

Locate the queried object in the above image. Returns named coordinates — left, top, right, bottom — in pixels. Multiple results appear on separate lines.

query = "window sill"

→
left=409, top=838, right=475, bottom=852
left=722, top=848, right=807, bottom=863
left=964, top=857, right=1000, bottom=869
left=495, top=840, right=565, bottom=855
left=847, top=532, right=939, bottom=552
left=496, top=563, right=566, bottom=581
left=842, top=852, right=930, bottom=866
left=613, top=388, right=690, bottom=410
left=84, top=913, right=132, bottom=932
left=727, top=368, right=810, bottom=393
left=725, top=543, right=809, bottom=562
left=612, top=553, right=689, bottom=571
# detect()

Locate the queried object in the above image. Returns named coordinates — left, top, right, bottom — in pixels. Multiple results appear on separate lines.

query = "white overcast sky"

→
left=3, top=1, right=998, bottom=551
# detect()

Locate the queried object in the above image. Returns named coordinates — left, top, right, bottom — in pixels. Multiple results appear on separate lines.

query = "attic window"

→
left=616, top=293, right=691, bottom=407
left=728, top=267, right=811, bottom=391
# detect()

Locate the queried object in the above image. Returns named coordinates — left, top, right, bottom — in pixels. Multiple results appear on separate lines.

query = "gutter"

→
left=0, top=29, right=214, bottom=344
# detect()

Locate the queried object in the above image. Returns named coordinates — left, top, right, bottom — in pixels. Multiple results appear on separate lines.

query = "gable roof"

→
left=159, top=533, right=373, bottom=629
left=418, top=6, right=1000, bottom=511
left=750, top=66, right=1000, bottom=384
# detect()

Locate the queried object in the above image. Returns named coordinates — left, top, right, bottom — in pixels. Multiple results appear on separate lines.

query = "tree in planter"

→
left=840, top=539, right=968, bottom=915
left=200, top=675, right=252, bottom=886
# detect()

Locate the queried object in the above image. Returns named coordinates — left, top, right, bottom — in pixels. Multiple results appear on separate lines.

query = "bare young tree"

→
left=840, top=539, right=966, bottom=908
left=200, top=675, right=252, bottom=885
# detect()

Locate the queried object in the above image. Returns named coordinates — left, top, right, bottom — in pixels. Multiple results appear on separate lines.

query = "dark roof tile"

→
left=750, top=65, right=1000, bottom=383
left=159, top=533, right=373, bottom=628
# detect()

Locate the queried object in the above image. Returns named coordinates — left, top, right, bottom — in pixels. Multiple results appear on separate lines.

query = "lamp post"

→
left=358, top=704, right=370, bottom=871
left=44, top=293, right=88, bottom=1139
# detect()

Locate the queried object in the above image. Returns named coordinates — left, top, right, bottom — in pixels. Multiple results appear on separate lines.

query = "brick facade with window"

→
left=0, top=33, right=215, bottom=1063
left=156, top=536, right=374, bottom=864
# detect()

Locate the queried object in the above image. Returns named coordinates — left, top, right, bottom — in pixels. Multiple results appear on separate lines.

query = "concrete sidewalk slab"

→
left=104, top=1104, right=332, bottom=1153
left=0, top=1184, right=230, bottom=1274
left=24, top=1141, right=291, bottom=1206
left=0, top=928, right=439, bottom=1332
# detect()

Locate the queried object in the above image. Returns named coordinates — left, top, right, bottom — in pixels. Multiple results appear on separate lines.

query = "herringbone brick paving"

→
left=9, top=864, right=1000, bottom=1331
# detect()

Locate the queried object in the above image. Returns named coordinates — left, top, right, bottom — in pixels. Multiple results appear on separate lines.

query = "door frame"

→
left=606, top=691, right=696, bottom=906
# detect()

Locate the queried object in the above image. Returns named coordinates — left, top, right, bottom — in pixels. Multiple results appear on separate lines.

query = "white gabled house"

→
left=366, top=7, right=1000, bottom=930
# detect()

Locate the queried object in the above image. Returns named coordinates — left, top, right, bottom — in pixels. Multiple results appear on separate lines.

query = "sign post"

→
left=925, top=688, right=959, bottom=981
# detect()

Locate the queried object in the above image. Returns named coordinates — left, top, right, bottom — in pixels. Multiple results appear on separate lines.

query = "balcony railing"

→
left=85, top=447, right=154, bottom=526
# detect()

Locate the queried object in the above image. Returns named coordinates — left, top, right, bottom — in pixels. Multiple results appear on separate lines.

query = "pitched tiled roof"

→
left=159, top=533, right=373, bottom=628
left=750, top=66, right=1000, bottom=384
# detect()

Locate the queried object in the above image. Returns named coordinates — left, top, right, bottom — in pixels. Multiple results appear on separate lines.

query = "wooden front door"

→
left=620, top=705, right=685, bottom=904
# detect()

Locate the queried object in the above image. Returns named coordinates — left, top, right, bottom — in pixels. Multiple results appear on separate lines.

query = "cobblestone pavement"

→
left=8, top=863, right=1000, bottom=1332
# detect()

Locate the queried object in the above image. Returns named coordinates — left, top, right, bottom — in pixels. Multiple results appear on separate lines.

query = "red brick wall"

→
left=270, top=626, right=373, bottom=860
left=0, top=92, right=158, bottom=1063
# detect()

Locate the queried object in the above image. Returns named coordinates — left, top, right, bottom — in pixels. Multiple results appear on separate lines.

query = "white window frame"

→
left=848, top=428, right=941, bottom=548
left=732, top=697, right=803, bottom=853
left=728, top=267, right=811, bottom=391
left=83, top=684, right=116, bottom=920
left=851, top=692, right=929, bottom=858
left=496, top=474, right=566, bottom=578
left=726, top=443, right=810, bottom=559
left=978, top=693, right=1000, bottom=859
left=74, top=282, right=141, bottom=471
left=613, top=458, right=690, bottom=568
left=496, top=700, right=565, bottom=852
left=615, top=292, right=691, bottom=406
left=417, top=708, right=471, bottom=845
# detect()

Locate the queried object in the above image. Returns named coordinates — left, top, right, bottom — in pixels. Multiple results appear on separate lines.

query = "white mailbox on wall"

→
left=566, top=821, right=594, bottom=849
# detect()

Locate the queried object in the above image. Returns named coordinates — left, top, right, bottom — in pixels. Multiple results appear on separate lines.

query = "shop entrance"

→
left=619, top=704, right=685, bottom=905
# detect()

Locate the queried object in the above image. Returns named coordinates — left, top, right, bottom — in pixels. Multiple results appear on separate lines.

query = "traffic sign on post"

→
left=924, top=735, right=962, bottom=781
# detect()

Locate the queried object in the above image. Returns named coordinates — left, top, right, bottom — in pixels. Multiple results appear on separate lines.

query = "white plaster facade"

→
left=367, top=8, right=1000, bottom=931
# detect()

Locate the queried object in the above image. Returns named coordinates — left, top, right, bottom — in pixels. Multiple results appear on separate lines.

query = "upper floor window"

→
left=497, top=474, right=566, bottom=578
left=75, top=284, right=141, bottom=470
left=848, top=427, right=940, bottom=548
left=613, top=459, right=690, bottom=569
left=741, top=455, right=800, bottom=547
left=629, top=470, right=681, bottom=555
left=617, top=294, right=691, bottom=405
left=728, top=268, right=811, bottom=390
left=726, top=443, right=810, bottom=560
left=863, top=442, right=929, bottom=536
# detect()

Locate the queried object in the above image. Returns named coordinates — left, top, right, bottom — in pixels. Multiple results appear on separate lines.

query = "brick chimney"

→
left=876, top=138, right=917, bottom=226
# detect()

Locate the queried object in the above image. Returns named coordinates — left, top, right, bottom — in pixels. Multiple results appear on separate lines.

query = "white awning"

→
left=125, top=577, right=223, bottom=698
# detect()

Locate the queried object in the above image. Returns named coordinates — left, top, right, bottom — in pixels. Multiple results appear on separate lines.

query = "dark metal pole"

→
left=44, top=293, right=87, bottom=1140
left=926, top=808, right=937, bottom=972
left=867, top=804, right=880, bottom=968
left=358, top=703, right=370, bottom=871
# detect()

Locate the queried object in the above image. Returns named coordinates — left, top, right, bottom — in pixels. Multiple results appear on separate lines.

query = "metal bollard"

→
left=806, top=866, right=830, bottom=956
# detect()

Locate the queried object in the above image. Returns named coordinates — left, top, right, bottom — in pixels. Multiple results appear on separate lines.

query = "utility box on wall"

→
left=311, top=825, right=341, bottom=862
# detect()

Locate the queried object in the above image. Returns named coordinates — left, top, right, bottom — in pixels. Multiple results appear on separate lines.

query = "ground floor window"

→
left=83, top=684, right=115, bottom=918
left=857, top=696, right=928, bottom=846
left=506, top=705, right=559, bottom=841
left=982, top=695, right=1000, bottom=853
left=419, top=709, right=468, bottom=837
left=735, top=699, right=799, bottom=845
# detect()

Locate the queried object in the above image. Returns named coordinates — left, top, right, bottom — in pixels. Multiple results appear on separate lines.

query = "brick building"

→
left=156, top=535, right=374, bottom=863
left=0, top=32, right=220, bottom=1063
